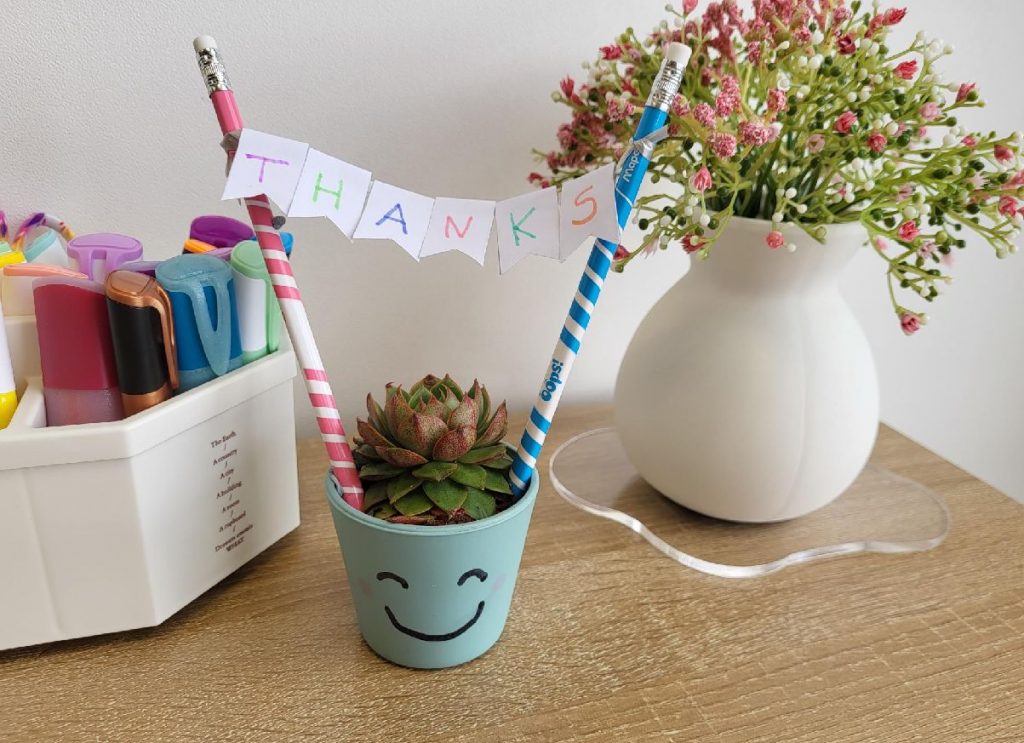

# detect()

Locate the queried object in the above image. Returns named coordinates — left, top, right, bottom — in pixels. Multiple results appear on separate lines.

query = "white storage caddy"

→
left=0, top=315, right=300, bottom=650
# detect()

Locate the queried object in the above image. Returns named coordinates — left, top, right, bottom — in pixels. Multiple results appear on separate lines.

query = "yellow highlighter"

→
left=0, top=250, right=26, bottom=269
left=0, top=298, right=16, bottom=429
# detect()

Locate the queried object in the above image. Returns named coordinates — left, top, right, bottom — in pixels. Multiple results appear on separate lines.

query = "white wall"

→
left=2, top=2, right=1020, bottom=500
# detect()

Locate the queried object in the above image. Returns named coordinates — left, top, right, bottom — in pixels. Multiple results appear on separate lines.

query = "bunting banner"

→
left=222, top=129, right=620, bottom=272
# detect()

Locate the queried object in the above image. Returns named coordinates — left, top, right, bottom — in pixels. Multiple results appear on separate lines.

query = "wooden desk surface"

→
left=2, top=406, right=1022, bottom=742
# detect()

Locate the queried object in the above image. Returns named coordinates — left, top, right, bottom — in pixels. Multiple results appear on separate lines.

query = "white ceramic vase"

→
left=614, top=216, right=879, bottom=523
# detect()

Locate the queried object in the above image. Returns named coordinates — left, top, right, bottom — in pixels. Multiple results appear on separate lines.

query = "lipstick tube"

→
left=106, top=270, right=180, bottom=415
left=33, top=277, right=125, bottom=425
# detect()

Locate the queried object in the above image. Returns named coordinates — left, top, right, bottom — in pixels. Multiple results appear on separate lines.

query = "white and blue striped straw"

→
left=510, top=42, right=692, bottom=498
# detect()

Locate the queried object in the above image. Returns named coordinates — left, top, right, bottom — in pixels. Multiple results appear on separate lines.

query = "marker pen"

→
left=0, top=251, right=26, bottom=270
left=67, top=233, right=143, bottom=283
left=189, top=215, right=254, bottom=248
left=106, top=270, right=179, bottom=415
left=118, top=260, right=163, bottom=278
left=34, top=277, right=125, bottom=425
left=0, top=300, right=16, bottom=429
left=21, top=230, right=71, bottom=268
left=1, top=264, right=88, bottom=317
left=229, top=240, right=281, bottom=363
left=242, top=232, right=293, bottom=257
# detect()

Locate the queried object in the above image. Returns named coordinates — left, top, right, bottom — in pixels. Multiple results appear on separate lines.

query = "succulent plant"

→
left=353, top=375, right=514, bottom=525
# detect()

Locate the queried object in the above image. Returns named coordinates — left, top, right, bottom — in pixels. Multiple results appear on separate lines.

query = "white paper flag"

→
left=558, top=164, right=620, bottom=260
left=494, top=187, right=560, bottom=274
left=353, top=181, right=435, bottom=260
left=420, top=198, right=496, bottom=265
left=288, top=149, right=372, bottom=237
left=222, top=129, right=309, bottom=211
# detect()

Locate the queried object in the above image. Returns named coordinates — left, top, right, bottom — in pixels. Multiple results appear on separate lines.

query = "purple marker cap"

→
left=118, top=260, right=163, bottom=278
left=189, top=216, right=255, bottom=248
left=67, top=233, right=144, bottom=283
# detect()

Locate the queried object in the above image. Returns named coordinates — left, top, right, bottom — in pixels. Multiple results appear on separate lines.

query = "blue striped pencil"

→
left=510, top=42, right=692, bottom=497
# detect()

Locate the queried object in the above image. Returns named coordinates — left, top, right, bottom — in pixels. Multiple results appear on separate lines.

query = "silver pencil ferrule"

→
left=645, top=57, right=686, bottom=112
left=196, top=46, right=231, bottom=95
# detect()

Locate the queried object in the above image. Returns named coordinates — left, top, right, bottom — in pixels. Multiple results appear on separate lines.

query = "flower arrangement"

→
left=532, top=0, right=1022, bottom=334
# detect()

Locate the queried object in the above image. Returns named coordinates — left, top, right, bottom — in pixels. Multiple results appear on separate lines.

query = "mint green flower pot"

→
left=325, top=451, right=538, bottom=669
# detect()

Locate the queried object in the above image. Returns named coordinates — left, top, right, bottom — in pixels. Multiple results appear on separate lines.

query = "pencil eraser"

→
left=193, top=35, right=218, bottom=52
left=665, top=42, right=692, bottom=67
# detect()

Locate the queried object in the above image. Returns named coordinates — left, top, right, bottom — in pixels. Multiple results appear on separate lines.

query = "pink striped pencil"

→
left=192, top=35, right=364, bottom=510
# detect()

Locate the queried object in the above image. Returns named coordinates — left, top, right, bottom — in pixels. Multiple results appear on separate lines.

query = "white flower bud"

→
left=846, top=91, right=857, bottom=103
left=687, top=195, right=698, bottom=207
left=812, top=31, right=825, bottom=45
left=786, top=243, right=797, bottom=253
left=797, top=55, right=808, bottom=67
left=952, top=164, right=962, bottom=176
left=796, top=204, right=808, bottom=214
left=870, top=74, right=884, bottom=85
left=699, top=213, right=711, bottom=227
left=857, top=68, right=869, bottom=81
left=664, top=3, right=674, bottom=10
left=773, top=212, right=784, bottom=223
left=942, top=134, right=956, bottom=147
left=780, top=40, right=791, bottom=50
left=844, top=191, right=856, bottom=203
left=864, top=179, right=875, bottom=191
left=683, top=206, right=694, bottom=217
left=886, top=121, right=900, bottom=136
left=674, top=17, right=684, bottom=28
left=659, top=216, right=671, bottom=228
left=903, top=206, right=919, bottom=219
left=785, top=188, right=797, bottom=199
left=809, top=55, right=823, bottom=70
left=859, top=88, right=871, bottom=102
left=851, top=158, right=864, bottom=170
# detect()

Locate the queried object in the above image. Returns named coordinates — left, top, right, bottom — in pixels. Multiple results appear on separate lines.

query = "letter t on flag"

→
left=288, top=149, right=372, bottom=238
left=558, top=164, right=620, bottom=261
left=494, top=187, right=560, bottom=274
left=222, top=129, right=310, bottom=212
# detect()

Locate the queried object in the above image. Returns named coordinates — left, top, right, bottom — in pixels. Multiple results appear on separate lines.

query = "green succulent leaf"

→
left=463, top=487, right=497, bottom=520
left=375, top=446, right=429, bottom=468
left=354, top=444, right=379, bottom=459
left=363, top=482, right=389, bottom=509
left=366, top=393, right=387, bottom=432
left=451, top=463, right=488, bottom=489
left=476, top=401, right=508, bottom=446
left=357, top=418, right=394, bottom=449
left=447, top=394, right=478, bottom=430
left=387, top=473, right=422, bottom=504
left=483, top=469, right=513, bottom=494
left=423, top=479, right=468, bottom=513
left=433, top=426, right=476, bottom=461
left=421, top=396, right=447, bottom=419
left=482, top=454, right=514, bottom=470
left=459, top=444, right=507, bottom=464
left=359, top=462, right=405, bottom=481
left=441, top=374, right=464, bottom=401
left=372, top=502, right=398, bottom=520
left=394, top=489, right=433, bottom=516
left=411, top=461, right=459, bottom=481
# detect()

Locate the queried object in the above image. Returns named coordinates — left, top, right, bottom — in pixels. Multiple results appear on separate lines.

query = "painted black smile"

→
left=384, top=601, right=485, bottom=642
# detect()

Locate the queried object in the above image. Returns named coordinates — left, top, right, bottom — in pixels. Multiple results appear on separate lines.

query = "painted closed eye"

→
left=457, top=568, right=488, bottom=586
left=376, top=571, right=408, bottom=589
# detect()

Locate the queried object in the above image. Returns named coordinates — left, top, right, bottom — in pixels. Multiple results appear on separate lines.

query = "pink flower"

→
left=716, top=89, right=740, bottom=117
left=720, top=75, right=739, bottom=95
left=999, top=196, right=1019, bottom=217
left=709, top=132, right=738, bottom=159
left=833, top=6, right=852, bottom=23
left=956, top=82, right=976, bottom=103
left=560, top=76, right=575, bottom=99
left=682, top=0, right=698, bottom=13
left=874, top=237, right=888, bottom=252
left=995, top=144, right=1015, bottom=163
left=941, top=252, right=955, bottom=268
left=690, top=165, right=713, bottom=192
left=693, top=102, right=715, bottom=127
left=528, top=172, right=551, bottom=188
left=739, top=121, right=774, bottom=147
left=837, top=33, right=856, bottom=55
left=899, top=312, right=922, bottom=336
left=920, top=102, right=941, bottom=121
left=896, top=183, right=914, bottom=202
left=681, top=235, right=705, bottom=254
left=917, top=241, right=937, bottom=259
left=747, top=41, right=763, bottom=64
left=883, top=8, right=908, bottom=25
left=894, top=60, right=918, bottom=80
left=806, top=133, right=826, bottom=153
left=794, top=26, right=811, bottom=43
left=834, top=111, right=858, bottom=134
left=600, top=44, right=623, bottom=61
left=897, top=220, right=920, bottom=242
left=767, top=88, right=787, bottom=112
left=613, top=244, right=629, bottom=260
left=671, top=94, right=689, bottom=117
left=962, top=135, right=977, bottom=148
left=766, top=230, right=785, bottom=249
left=867, top=131, right=888, bottom=153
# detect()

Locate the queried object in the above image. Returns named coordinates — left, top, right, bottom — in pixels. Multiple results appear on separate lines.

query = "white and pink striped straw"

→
left=192, top=36, right=364, bottom=510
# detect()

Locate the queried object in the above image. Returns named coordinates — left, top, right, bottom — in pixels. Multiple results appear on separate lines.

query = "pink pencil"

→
left=192, top=36, right=364, bottom=510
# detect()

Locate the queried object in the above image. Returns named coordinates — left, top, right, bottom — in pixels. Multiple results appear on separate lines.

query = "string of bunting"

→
left=221, top=129, right=622, bottom=272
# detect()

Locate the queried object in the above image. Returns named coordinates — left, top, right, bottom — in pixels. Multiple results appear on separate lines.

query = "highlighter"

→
left=155, top=254, right=243, bottom=391
left=229, top=240, right=282, bottom=364
left=119, top=260, right=163, bottom=278
left=1, top=264, right=88, bottom=317
left=0, top=299, right=16, bottom=429
left=21, top=230, right=71, bottom=268
left=67, top=233, right=143, bottom=283
left=189, top=215, right=254, bottom=248
left=106, top=271, right=179, bottom=415
left=33, top=277, right=125, bottom=425
left=0, top=251, right=26, bottom=270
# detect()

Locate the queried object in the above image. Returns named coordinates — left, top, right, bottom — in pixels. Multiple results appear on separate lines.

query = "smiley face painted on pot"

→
left=376, top=568, right=490, bottom=642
